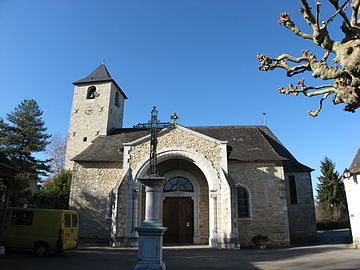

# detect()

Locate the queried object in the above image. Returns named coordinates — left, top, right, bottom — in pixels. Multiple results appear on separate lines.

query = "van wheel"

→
left=34, top=242, right=49, bottom=257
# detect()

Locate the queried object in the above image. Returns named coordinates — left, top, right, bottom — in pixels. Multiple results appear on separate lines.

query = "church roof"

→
left=349, top=148, right=360, bottom=174
left=73, top=64, right=128, bottom=99
left=72, top=128, right=148, bottom=162
left=188, top=126, right=312, bottom=172
left=72, top=125, right=312, bottom=172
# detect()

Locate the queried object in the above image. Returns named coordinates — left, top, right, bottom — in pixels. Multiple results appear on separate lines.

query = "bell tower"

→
left=64, top=64, right=127, bottom=170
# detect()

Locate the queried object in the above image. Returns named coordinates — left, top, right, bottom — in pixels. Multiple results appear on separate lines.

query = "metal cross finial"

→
left=262, top=112, right=267, bottom=126
left=134, top=107, right=172, bottom=176
left=171, top=112, right=179, bottom=124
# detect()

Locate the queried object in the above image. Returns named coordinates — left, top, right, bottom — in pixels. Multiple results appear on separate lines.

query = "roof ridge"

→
left=188, top=125, right=266, bottom=128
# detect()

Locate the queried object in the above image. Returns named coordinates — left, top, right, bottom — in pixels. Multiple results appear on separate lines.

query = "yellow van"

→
left=1, top=207, right=79, bottom=256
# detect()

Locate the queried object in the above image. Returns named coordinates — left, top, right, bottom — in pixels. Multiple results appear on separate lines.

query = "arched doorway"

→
left=163, top=177, right=194, bottom=244
left=156, top=159, right=209, bottom=245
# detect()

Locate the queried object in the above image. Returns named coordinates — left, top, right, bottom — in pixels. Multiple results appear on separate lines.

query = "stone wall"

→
left=285, top=172, right=317, bottom=242
left=229, top=161, right=290, bottom=247
left=112, top=176, right=130, bottom=245
left=129, top=127, right=222, bottom=173
left=65, top=81, right=124, bottom=170
left=69, top=161, right=123, bottom=239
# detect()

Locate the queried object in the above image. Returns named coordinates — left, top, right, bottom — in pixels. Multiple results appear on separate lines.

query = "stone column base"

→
left=133, top=226, right=167, bottom=270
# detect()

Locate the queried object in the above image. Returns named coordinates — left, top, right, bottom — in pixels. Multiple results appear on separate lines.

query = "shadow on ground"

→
left=0, top=229, right=358, bottom=270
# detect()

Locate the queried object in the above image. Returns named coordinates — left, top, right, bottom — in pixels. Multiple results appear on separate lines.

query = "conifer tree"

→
left=0, top=99, right=51, bottom=204
left=316, top=157, right=348, bottom=222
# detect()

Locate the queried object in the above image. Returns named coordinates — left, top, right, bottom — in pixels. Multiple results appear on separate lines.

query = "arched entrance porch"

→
left=138, top=158, right=209, bottom=245
left=132, top=147, right=221, bottom=246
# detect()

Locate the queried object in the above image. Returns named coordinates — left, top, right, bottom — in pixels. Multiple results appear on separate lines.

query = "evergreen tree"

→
left=0, top=99, right=51, bottom=204
left=316, top=157, right=348, bottom=222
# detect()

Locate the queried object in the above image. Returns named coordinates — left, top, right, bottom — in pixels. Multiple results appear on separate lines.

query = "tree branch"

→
left=351, top=0, right=360, bottom=26
left=278, top=79, right=334, bottom=96
left=316, top=1, right=321, bottom=29
left=257, top=53, right=311, bottom=76
left=257, top=51, right=348, bottom=80
left=308, top=93, right=332, bottom=116
left=328, top=0, right=352, bottom=28
left=299, top=0, right=335, bottom=50
left=279, top=13, right=313, bottom=40
left=278, top=79, right=335, bottom=116
left=257, top=0, right=360, bottom=116
left=300, top=0, right=317, bottom=25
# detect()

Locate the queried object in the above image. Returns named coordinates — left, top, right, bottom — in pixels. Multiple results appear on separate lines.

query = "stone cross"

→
left=133, top=107, right=178, bottom=270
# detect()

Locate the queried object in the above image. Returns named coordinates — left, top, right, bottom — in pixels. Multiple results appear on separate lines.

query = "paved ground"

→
left=1, top=230, right=359, bottom=270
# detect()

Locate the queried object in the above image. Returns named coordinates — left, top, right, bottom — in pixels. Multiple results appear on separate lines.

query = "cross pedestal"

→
left=133, top=176, right=167, bottom=270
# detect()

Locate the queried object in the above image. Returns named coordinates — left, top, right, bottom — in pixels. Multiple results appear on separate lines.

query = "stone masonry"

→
left=69, top=161, right=123, bottom=239
left=229, top=161, right=290, bottom=247
left=285, top=172, right=317, bottom=242
left=65, top=77, right=125, bottom=170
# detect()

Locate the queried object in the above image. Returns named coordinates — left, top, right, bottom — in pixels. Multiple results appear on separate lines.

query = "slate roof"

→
left=73, top=125, right=312, bottom=172
left=72, top=128, right=148, bottom=162
left=73, top=64, right=128, bottom=99
left=188, top=126, right=312, bottom=172
left=349, top=148, right=360, bottom=174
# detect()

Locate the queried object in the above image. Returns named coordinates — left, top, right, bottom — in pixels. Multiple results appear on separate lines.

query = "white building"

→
left=344, top=148, right=360, bottom=248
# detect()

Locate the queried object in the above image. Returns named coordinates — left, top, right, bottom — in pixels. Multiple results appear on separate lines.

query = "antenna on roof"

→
left=102, top=58, right=105, bottom=65
left=262, top=112, right=267, bottom=126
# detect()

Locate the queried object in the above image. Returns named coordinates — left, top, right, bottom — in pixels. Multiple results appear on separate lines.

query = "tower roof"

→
left=349, top=147, right=360, bottom=174
left=73, top=64, right=128, bottom=98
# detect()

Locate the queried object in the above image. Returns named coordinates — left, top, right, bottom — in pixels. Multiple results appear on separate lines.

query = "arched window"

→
left=163, top=177, right=194, bottom=192
left=86, top=86, right=96, bottom=99
left=237, top=186, right=250, bottom=218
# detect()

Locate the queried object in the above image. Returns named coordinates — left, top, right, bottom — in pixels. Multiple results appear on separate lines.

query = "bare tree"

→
left=257, top=0, right=360, bottom=116
left=46, top=133, right=66, bottom=176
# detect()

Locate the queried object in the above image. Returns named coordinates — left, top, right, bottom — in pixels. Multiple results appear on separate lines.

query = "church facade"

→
left=65, top=64, right=317, bottom=248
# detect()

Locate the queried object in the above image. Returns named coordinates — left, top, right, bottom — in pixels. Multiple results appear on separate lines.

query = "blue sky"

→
left=1, top=0, right=359, bottom=197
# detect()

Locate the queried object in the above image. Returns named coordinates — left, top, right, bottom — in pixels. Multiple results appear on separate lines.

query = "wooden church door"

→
left=163, top=197, right=194, bottom=244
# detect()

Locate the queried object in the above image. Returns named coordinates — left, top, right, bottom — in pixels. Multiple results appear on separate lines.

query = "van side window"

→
left=11, top=211, right=33, bottom=225
left=64, top=214, right=71, bottom=227
left=72, top=214, right=78, bottom=227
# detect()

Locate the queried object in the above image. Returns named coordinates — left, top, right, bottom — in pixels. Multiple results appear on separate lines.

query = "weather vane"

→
left=262, top=112, right=267, bottom=126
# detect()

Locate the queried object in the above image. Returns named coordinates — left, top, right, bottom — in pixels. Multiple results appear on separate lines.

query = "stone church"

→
left=65, top=64, right=316, bottom=248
